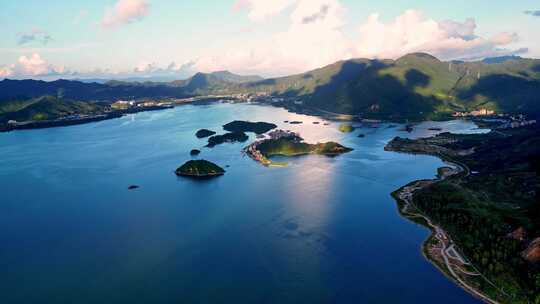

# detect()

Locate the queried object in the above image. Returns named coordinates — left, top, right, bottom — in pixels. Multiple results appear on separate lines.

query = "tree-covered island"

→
left=244, top=130, right=353, bottom=166
left=175, top=160, right=226, bottom=178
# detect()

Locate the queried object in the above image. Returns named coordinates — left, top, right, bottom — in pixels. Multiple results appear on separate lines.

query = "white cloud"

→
left=101, top=0, right=150, bottom=28
left=1, top=3, right=528, bottom=80
left=0, top=53, right=67, bottom=79
left=0, top=55, right=198, bottom=81
left=197, top=5, right=527, bottom=76
left=355, top=10, right=523, bottom=61
left=17, top=53, right=51, bottom=75
left=197, top=0, right=352, bottom=76
left=490, top=32, right=518, bottom=45
left=0, top=65, right=14, bottom=78
left=134, top=61, right=159, bottom=73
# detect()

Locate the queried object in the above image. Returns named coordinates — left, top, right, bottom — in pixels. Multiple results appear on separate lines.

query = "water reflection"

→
left=0, top=103, right=483, bottom=304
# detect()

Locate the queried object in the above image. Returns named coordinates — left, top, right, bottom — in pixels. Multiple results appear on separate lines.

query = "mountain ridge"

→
left=1, top=53, right=539, bottom=122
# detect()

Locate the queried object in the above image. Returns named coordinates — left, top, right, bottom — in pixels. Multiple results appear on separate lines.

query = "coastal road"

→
left=396, top=164, right=503, bottom=304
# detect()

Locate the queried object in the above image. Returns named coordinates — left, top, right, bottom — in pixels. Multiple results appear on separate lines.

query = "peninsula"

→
left=386, top=124, right=540, bottom=304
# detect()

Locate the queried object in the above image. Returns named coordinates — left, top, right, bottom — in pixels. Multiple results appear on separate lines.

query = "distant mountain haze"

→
left=1, top=54, right=539, bottom=122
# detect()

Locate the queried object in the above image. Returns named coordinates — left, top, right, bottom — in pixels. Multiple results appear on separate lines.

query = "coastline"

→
left=0, top=105, right=172, bottom=133
left=390, top=153, right=503, bottom=303
left=0, top=95, right=237, bottom=133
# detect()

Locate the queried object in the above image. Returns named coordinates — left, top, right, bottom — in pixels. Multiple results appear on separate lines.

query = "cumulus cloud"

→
left=196, top=0, right=351, bottom=75
left=355, top=10, right=523, bottom=61
left=0, top=66, right=13, bottom=79
left=0, top=53, right=67, bottom=79
left=132, top=60, right=196, bottom=76
left=2, top=2, right=529, bottom=80
left=17, top=29, right=53, bottom=46
left=0, top=55, right=198, bottom=81
left=524, top=10, right=540, bottom=17
left=101, top=0, right=150, bottom=28
left=210, top=4, right=527, bottom=75
left=489, top=32, right=519, bottom=45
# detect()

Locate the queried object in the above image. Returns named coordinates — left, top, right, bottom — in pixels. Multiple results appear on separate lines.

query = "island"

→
left=244, top=130, right=353, bottom=166
left=175, top=160, right=226, bottom=178
left=190, top=149, right=201, bottom=156
left=338, top=124, right=355, bottom=133
left=206, top=132, right=249, bottom=148
left=196, top=129, right=217, bottom=138
left=223, top=120, right=277, bottom=134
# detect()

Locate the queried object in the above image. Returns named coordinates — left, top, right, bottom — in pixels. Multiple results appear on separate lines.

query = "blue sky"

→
left=1, top=0, right=539, bottom=79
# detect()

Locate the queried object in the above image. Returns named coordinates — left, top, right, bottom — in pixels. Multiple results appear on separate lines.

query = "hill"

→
left=209, top=71, right=263, bottom=83
left=239, top=53, right=540, bottom=120
left=1, top=55, right=539, bottom=121
left=0, top=70, right=258, bottom=102
left=386, top=125, right=540, bottom=303
left=0, top=78, right=191, bottom=101
left=0, top=96, right=106, bottom=122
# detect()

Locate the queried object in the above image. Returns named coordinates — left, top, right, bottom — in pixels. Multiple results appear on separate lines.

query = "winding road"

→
left=396, top=161, right=504, bottom=304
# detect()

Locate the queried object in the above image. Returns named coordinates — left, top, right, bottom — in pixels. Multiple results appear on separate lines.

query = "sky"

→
left=1, top=0, right=539, bottom=80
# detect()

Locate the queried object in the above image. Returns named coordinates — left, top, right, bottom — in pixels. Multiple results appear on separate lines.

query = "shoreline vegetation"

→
left=244, top=129, right=353, bottom=166
left=0, top=95, right=232, bottom=133
left=175, top=160, right=225, bottom=178
left=386, top=125, right=540, bottom=304
left=3, top=52, right=540, bottom=133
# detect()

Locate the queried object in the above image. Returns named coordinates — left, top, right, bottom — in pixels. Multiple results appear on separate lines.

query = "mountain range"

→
left=1, top=53, right=539, bottom=123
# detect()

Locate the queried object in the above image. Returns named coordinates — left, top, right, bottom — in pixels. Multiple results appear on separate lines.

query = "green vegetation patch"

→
left=175, top=160, right=225, bottom=178
left=390, top=125, right=540, bottom=303
left=257, top=138, right=352, bottom=157
left=206, top=132, right=249, bottom=148
left=223, top=120, right=277, bottom=134
left=338, top=124, right=355, bottom=133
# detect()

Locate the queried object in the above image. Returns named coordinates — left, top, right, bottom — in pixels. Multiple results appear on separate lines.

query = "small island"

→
left=207, top=132, right=249, bottom=147
left=196, top=129, right=217, bottom=138
left=223, top=121, right=277, bottom=134
left=190, top=149, right=201, bottom=156
left=175, top=160, right=225, bottom=178
left=244, top=130, right=353, bottom=166
left=338, top=124, right=355, bottom=133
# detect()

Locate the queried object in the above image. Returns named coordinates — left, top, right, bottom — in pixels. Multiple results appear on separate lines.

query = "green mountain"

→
left=0, top=96, right=106, bottom=122
left=240, top=53, right=540, bottom=120
left=1, top=54, right=539, bottom=122
left=209, top=71, right=263, bottom=83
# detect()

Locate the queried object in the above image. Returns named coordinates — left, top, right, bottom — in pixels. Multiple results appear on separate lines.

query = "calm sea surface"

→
left=0, top=103, right=488, bottom=303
